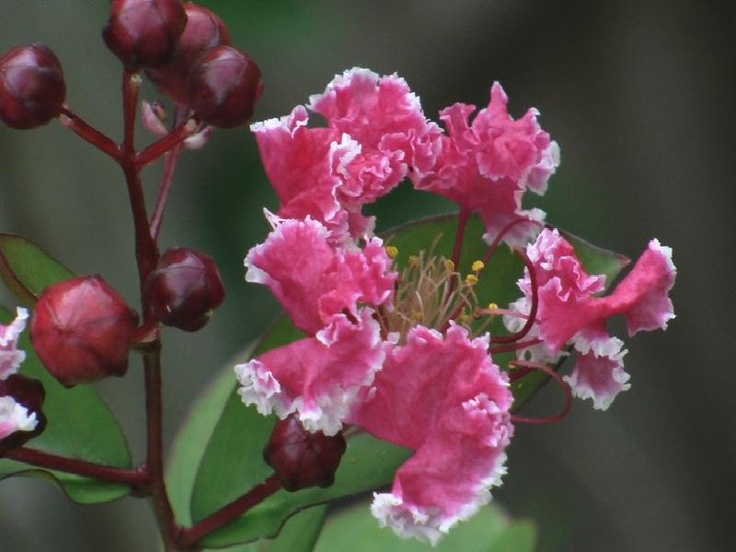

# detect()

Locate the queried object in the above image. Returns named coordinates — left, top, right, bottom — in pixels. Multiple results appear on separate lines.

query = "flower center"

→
left=379, top=245, right=490, bottom=343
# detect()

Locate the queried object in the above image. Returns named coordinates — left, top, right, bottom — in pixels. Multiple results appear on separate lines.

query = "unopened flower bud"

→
left=187, top=45, right=262, bottom=128
left=30, top=276, right=139, bottom=387
left=0, top=374, right=46, bottom=451
left=102, top=0, right=187, bottom=70
left=264, top=415, right=347, bottom=492
left=144, top=247, right=225, bottom=332
left=146, top=2, right=230, bottom=104
left=0, top=43, right=66, bottom=130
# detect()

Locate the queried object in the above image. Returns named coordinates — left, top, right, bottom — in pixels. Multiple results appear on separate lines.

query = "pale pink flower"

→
left=0, top=395, right=37, bottom=440
left=349, top=324, right=513, bottom=544
left=509, top=229, right=676, bottom=409
left=412, top=82, right=559, bottom=246
left=1, top=307, right=28, bottom=380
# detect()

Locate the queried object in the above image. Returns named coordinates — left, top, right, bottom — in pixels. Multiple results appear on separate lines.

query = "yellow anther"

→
left=487, top=302, right=499, bottom=310
left=385, top=245, right=399, bottom=259
left=444, top=259, right=455, bottom=272
left=465, top=274, right=479, bottom=285
left=471, top=260, right=485, bottom=272
left=408, top=255, right=420, bottom=267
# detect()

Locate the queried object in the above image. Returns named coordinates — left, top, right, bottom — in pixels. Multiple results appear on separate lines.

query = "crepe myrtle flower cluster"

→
left=235, top=68, right=676, bottom=544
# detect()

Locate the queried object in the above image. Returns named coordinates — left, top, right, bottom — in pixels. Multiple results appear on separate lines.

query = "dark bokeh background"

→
left=1, top=1, right=733, bottom=550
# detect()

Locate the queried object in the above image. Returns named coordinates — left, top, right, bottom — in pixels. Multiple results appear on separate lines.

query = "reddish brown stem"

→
left=3, top=447, right=147, bottom=488
left=119, top=69, right=176, bottom=549
left=58, top=105, right=121, bottom=161
left=491, top=250, right=538, bottom=344
left=510, top=360, right=572, bottom=424
left=177, top=474, right=283, bottom=549
left=120, top=70, right=159, bottom=306
left=136, top=118, right=198, bottom=169
left=143, top=350, right=179, bottom=550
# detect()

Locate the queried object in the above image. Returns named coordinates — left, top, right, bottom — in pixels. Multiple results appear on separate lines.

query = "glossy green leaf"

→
left=0, top=307, right=132, bottom=504
left=186, top=214, right=628, bottom=548
left=313, top=500, right=537, bottom=552
left=0, top=233, right=74, bottom=306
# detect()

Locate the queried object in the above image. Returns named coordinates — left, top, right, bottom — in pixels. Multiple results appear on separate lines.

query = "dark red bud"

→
left=0, top=43, right=66, bottom=130
left=187, top=45, right=262, bottom=128
left=30, top=275, right=139, bottom=387
left=144, top=247, right=225, bottom=332
left=102, top=0, right=187, bottom=70
left=264, top=415, right=347, bottom=492
left=0, top=374, right=46, bottom=451
left=146, top=1, right=230, bottom=103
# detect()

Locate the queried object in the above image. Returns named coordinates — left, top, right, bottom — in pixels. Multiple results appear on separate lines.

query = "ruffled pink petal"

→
left=350, top=324, right=513, bottom=543
left=565, top=336, right=630, bottom=410
left=412, top=83, right=558, bottom=247
left=245, top=216, right=336, bottom=334
left=235, top=311, right=387, bottom=435
left=251, top=106, right=344, bottom=230
left=0, top=395, right=37, bottom=440
left=309, top=67, right=438, bottom=170
left=603, top=239, right=676, bottom=336
left=1, top=308, right=28, bottom=380
left=245, top=216, right=396, bottom=334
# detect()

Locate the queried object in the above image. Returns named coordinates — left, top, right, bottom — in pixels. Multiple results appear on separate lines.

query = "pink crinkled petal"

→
left=565, top=336, right=631, bottom=410
left=245, top=216, right=336, bottom=334
left=349, top=324, right=513, bottom=543
left=604, top=239, right=676, bottom=336
left=235, top=311, right=387, bottom=435
left=309, top=67, right=437, bottom=169
left=245, top=216, right=396, bottom=334
left=1, top=308, right=28, bottom=380
left=412, top=84, right=559, bottom=247
left=251, top=106, right=344, bottom=229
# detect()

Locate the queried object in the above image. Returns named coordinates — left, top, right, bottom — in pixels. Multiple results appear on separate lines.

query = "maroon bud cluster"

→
left=0, top=43, right=66, bottom=129
left=264, top=415, right=347, bottom=492
left=30, top=276, right=139, bottom=387
left=144, top=247, right=225, bottom=332
left=187, top=45, right=263, bottom=128
left=146, top=2, right=230, bottom=104
left=102, top=0, right=187, bottom=70
left=0, top=375, right=46, bottom=451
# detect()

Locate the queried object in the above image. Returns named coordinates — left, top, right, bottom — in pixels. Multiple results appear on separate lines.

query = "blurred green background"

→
left=1, top=1, right=732, bottom=550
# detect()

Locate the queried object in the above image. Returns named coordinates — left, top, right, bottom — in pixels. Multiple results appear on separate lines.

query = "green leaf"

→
left=0, top=233, right=74, bottom=306
left=0, top=307, right=132, bottom=504
left=312, top=500, right=537, bottom=552
left=186, top=214, right=628, bottom=548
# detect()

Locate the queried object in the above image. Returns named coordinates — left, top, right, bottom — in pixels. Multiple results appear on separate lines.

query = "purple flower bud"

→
left=146, top=1, right=230, bottom=104
left=187, top=45, right=263, bottom=128
left=264, top=415, right=347, bottom=492
left=30, top=276, right=139, bottom=387
left=0, top=43, right=66, bottom=130
left=102, top=0, right=187, bottom=70
left=144, top=247, right=225, bottom=332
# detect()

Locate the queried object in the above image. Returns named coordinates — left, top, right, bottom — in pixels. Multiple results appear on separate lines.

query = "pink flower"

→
left=509, top=229, right=676, bottom=409
left=251, top=68, right=439, bottom=241
left=348, top=325, right=513, bottom=544
left=1, top=307, right=28, bottom=380
left=412, top=82, right=559, bottom=246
